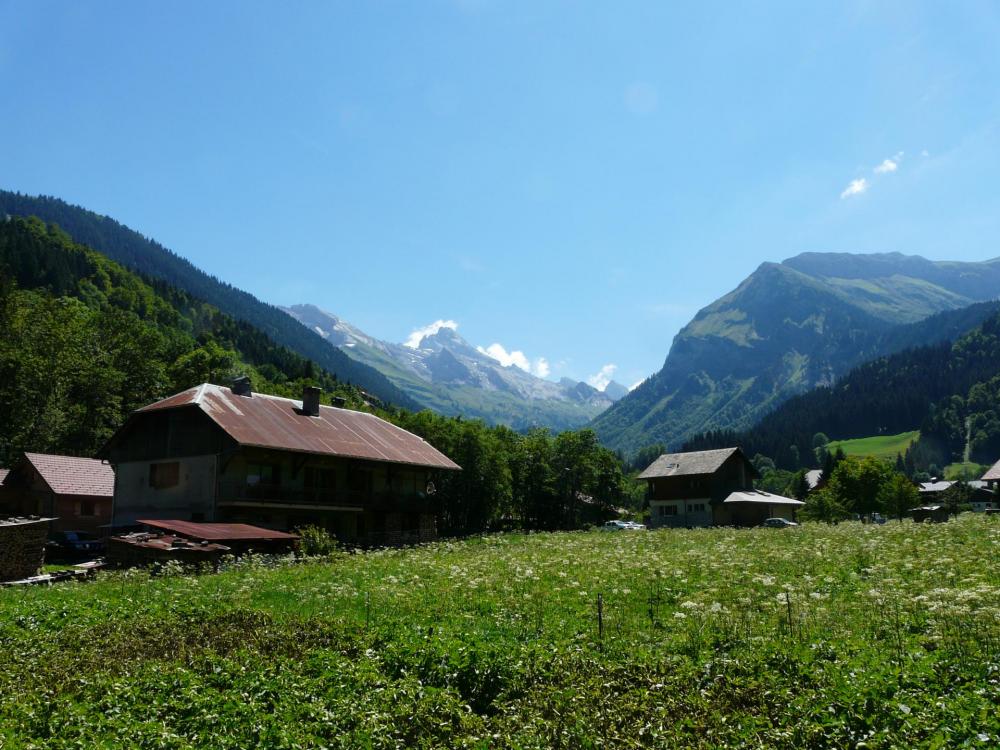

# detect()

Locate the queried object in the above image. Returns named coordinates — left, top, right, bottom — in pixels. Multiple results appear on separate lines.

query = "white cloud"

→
left=840, top=178, right=868, bottom=199
left=874, top=151, right=904, bottom=174
left=477, top=343, right=550, bottom=378
left=629, top=379, right=644, bottom=391
left=587, top=364, right=618, bottom=391
left=404, top=319, right=459, bottom=349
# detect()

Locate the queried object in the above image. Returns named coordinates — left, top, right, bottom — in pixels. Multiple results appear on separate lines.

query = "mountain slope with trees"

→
left=592, top=253, right=1000, bottom=454
left=682, top=307, right=1000, bottom=473
left=0, top=190, right=418, bottom=409
left=0, top=216, right=375, bottom=462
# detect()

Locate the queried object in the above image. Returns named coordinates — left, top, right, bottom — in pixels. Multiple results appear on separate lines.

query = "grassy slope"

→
left=943, top=462, right=990, bottom=480
left=827, top=430, right=920, bottom=461
left=3, top=519, right=1000, bottom=748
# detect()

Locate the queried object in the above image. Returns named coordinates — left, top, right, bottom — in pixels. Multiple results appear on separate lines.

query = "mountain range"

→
left=591, top=252, right=1000, bottom=454
left=282, top=304, right=624, bottom=431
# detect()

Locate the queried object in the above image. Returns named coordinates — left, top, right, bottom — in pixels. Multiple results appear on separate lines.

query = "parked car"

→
left=760, top=518, right=799, bottom=528
left=600, top=520, right=645, bottom=531
left=46, top=531, right=105, bottom=557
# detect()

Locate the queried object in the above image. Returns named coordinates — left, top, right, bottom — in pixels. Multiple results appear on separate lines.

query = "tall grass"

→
left=2, top=517, right=999, bottom=748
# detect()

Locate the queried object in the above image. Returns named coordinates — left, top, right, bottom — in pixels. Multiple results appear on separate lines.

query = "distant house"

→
left=981, top=459, right=1000, bottom=491
left=101, top=380, right=460, bottom=546
left=911, top=505, right=948, bottom=523
left=919, top=479, right=996, bottom=512
left=638, top=447, right=804, bottom=528
left=0, top=453, right=114, bottom=533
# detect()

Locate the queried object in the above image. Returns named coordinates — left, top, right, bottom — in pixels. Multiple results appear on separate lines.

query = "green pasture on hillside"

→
left=943, top=462, right=991, bottom=481
left=2, top=518, right=1000, bottom=748
left=826, top=430, right=920, bottom=461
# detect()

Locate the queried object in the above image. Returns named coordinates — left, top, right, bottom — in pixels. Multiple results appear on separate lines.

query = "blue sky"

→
left=2, top=2, right=1000, bottom=389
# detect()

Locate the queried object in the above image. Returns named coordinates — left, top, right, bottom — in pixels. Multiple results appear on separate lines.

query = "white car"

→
left=601, top=520, right=646, bottom=531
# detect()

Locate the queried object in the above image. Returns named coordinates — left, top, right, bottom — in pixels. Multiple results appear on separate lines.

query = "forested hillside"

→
left=0, top=190, right=418, bottom=409
left=682, top=308, right=1000, bottom=472
left=0, top=216, right=370, bottom=463
left=593, top=253, right=1000, bottom=453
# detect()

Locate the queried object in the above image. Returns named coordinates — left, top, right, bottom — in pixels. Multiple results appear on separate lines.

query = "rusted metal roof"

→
left=22, top=453, right=115, bottom=497
left=109, top=532, right=230, bottom=554
left=138, top=384, right=460, bottom=470
left=638, top=447, right=747, bottom=480
left=138, top=519, right=299, bottom=542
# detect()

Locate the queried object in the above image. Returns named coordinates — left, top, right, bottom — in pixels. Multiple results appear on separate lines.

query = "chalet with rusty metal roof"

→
left=0, top=453, right=115, bottom=533
left=101, top=379, right=460, bottom=546
left=639, top=447, right=803, bottom=528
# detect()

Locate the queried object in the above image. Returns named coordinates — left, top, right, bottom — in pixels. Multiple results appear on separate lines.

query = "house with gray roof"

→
left=638, top=447, right=803, bottom=528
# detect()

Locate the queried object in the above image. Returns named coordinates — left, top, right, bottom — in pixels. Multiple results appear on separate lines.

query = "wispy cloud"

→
left=874, top=151, right=904, bottom=174
left=840, top=178, right=869, bottom=199
left=587, top=364, right=617, bottom=391
left=404, top=320, right=459, bottom=349
left=629, top=378, right=645, bottom=391
left=477, top=343, right=550, bottom=378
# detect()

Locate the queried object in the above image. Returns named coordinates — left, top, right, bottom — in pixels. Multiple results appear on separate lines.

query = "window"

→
left=687, top=503, right=706, bottom=513
left=304, top=466, right=337, bottom=490
left=658, top=504, right=678, bottom=517
left=78, top=499, right=96, bottom=517
left=246, top=462, right=279, bottom=487
left=149, top=462, right=180, bottom=489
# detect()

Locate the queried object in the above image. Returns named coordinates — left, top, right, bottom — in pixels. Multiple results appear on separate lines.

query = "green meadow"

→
left=2, top=517, right=1000, bottom=748
left=826, top=431, right=921, bottom=461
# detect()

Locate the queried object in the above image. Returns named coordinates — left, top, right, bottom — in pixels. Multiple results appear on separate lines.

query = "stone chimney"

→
left=302, top=386, right=321, bottom=417
left=231, top=376, right=252, bottom=397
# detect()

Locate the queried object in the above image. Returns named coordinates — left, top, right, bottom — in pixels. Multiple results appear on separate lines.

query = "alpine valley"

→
left=282, top=304, right=624, bottom=431
left=592, top=252, right=1000, bottom=454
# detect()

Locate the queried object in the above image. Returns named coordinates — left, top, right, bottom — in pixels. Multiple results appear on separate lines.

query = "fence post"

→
left=597, top=593, right=604, bottom=646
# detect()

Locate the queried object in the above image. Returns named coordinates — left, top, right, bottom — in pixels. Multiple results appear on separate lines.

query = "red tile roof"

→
left=138, top=519, right=299, bottom=541
left=137, top=383, right=461, bottom=471
left=23, top=453, right=115, bottom=497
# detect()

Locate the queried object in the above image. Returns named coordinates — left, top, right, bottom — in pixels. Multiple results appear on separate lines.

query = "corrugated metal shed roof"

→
left=23, top=453, right=115, bottom=497
left=637, top=447, right=742, bottom=479
left=982, top=459, right=1000, bottom=481
left=138, top=384, right=460, bottom=471
left=138, top=519, right=299, bottom=541
left=723, top=490, right=805, bottom=507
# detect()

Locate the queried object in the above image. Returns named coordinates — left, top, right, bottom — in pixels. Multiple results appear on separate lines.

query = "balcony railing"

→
left=218, top=480, right=366, bottom=508
left=217, top=480, right=437, bottom=513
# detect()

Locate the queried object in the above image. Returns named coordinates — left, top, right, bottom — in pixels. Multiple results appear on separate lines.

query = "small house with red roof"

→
left=0, top=453, right=115, bottom=533
left=101, top=379, right=460, bottom=546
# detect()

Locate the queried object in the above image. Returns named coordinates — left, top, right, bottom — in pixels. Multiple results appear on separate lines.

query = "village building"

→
left=638, top=447, right=804, bottom=528
left=981, top=459, right=1000, bottom=492
left=0, top=453, right=114, bottom=533
left=918, top=479, right=996, bottom=512
left=100, top=380, right=460, bottom=545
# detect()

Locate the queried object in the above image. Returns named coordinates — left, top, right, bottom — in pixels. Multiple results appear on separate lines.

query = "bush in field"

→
left=295, top=524, right=339, bottom=556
